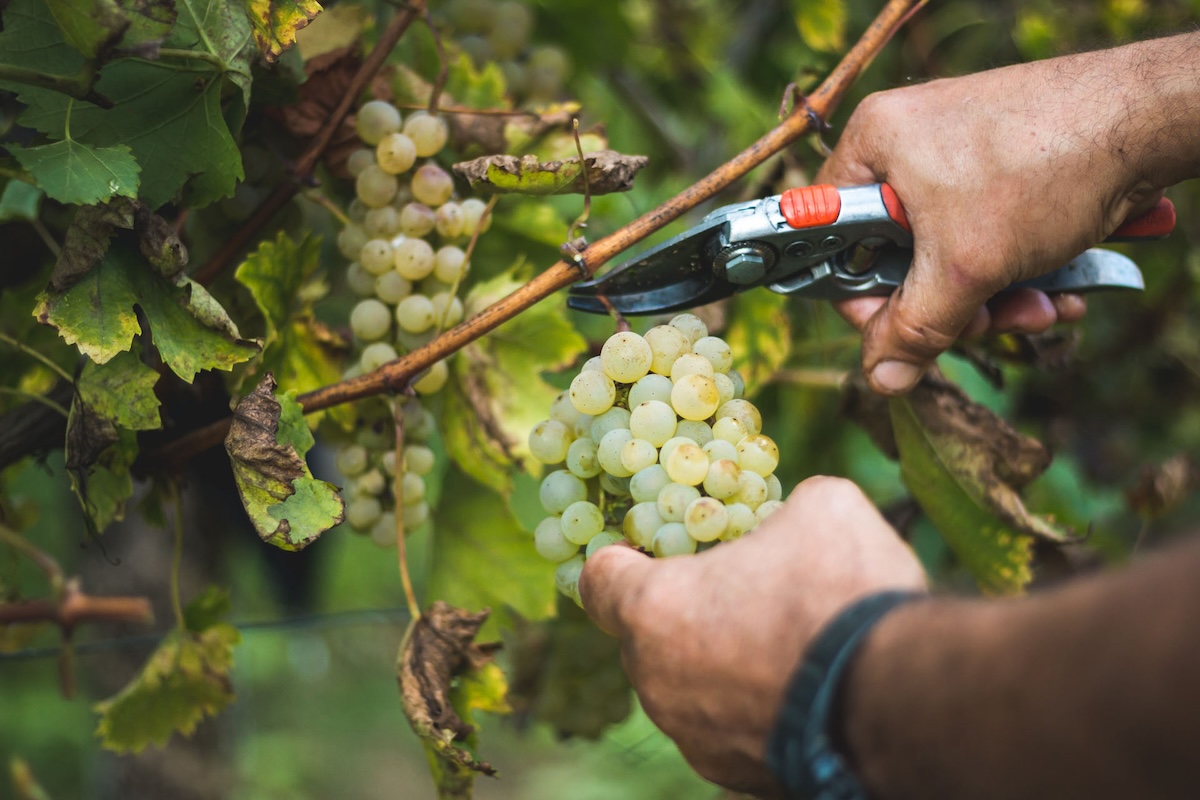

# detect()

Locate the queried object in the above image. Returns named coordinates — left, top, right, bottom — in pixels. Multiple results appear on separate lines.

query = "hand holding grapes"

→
left=578, top=476, right=926, bottom=794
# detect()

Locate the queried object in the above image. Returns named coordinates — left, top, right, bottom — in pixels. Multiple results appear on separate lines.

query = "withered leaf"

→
left=453, top=150, right=649, bottom=196
left=1127, top=454, right=1199, bottom=519
left=51, top=197, right=137, bottom=292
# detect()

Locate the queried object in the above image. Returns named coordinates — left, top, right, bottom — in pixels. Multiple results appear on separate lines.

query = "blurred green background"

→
left=4, top=0, right=1200, bottom=797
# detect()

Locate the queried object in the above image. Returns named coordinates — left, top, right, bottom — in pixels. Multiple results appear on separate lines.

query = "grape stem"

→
left=190, top=0, right=429, bottom=286
left=142, top=0, right=928, bottom=470
left=393, top=399, right=421, bottom=620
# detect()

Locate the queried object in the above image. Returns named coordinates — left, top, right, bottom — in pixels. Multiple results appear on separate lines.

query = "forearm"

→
left=840, top=535, right=1200, bottom=799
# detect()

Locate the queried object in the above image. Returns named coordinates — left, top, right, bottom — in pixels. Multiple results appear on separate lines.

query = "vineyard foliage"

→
left=3, top=0, right=1200, bottom=797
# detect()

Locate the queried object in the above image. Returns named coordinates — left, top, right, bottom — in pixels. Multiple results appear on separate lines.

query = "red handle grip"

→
left=1107, top=197, right=1176, bottom=240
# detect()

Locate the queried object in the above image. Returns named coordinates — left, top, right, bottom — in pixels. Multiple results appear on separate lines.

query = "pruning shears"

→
left=567, top=183, right=1176, bottom=315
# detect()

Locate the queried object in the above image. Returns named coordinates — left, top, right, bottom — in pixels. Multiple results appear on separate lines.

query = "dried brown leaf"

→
left=453, top=150, right=649, bottom=195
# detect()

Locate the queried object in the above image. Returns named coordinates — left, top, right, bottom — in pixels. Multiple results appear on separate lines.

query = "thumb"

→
left=578, top=543, right=656, bottom=637
left=861, top=246, right=999, bottom=394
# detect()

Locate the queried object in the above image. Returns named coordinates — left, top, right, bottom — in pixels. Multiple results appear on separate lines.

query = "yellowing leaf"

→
left=453, top=150, right=649, bottom=196
left=727, top=289, right=791, bottom=395
left=8, top=140, right=140, bottom=206
left=794, top=0, right=846, bottom=52
left=225, top=374, right=345, bottom=551
left=76, top=350, right=161, bottom=432
left=243, top=0, right=323, bottom=63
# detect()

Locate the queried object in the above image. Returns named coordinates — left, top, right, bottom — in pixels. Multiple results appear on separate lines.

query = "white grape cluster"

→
left=442, top=0, right=570, bottom=102
left=335, top=99, right=490, bottom=543
left=528, top=314, right=785, bottom=603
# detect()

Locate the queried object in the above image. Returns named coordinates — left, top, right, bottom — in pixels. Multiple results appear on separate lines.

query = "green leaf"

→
left=442, top=266, right=586, bottom=495
left=726, top=289, right=791, bottom=395
left=66, top=426, right=137, bottom=534
left=94, top=623, right=239, bottom=754
left=0, top=0, right=87, bottom=79
left=46, top=0, right=129, bottom=58
left=174, top=0, right=254, bottom=113
left=35, top=241, right=259, bottom=381
left=889, top=377, right=1073, bottom=595
left=182, top=586, right=232, bottom=632
left=243, top=0, right=323, bottom=62
left=8, top=140, right=140, bottom=207
left=453, top=150, right=649, bottom=196
left=76, top=349, right=161, bottom=431
left=444, top=52, right=508, bottom=109
left=0, top=181, right=43, bottom=223
left=428, top=468, right=557, bottom=637
left=234, top=232, right=347, bottom=426
left=225, top=374, right=345, bottom=551
left=793, top=0, right=846, bottom=53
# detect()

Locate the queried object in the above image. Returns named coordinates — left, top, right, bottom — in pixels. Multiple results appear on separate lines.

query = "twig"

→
left=143, top=0, right=925, bottom=468
left=393, top=401, right=420, bottom=619
left=0, top=388, right=69, bottom=418
left=190, top=1, right=428, bottom=286
left=169, top=482, right=186, bottom=630
left=0, top=332, right=74, bottom=383
left=0, top=522, right=64, bottom=592
left=0, top=580, right=152, bottom=628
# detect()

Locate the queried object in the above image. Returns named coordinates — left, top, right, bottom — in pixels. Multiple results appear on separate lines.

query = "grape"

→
left=500, top=60, right=528, bottom=96
left=693, top=336, right=733, bottom=372
left=652, top=522, right=696, bottom=557
left=530, top=419, right=572, bottom=464
left=401, top=472, right=426, bottom=505
left=347, top=496, right=383, bottom=531
left=527, top=45, right=569, bottom=99
left=430, top=293, right=464, bottom=328
left=447, top=0, right=494, bottom=33
left=555, top=555, right=586, bottom=603
left=459, top=34, right=493, bottom=65
left=622, top=502, right=664, bottom=549
left=712, top=416, right=749, bottom=445
left=347, top=148, right=376, bottom=178
left=723, top=502, right=756, bottom=540
left=355, top=100, right=401, bottom=145
left=703, top=438, right=739, bottom=463
left=737, top=434, right=780, bottom=477
left=346, top=262, right=377, bottom=296
left=656, top=482, right=700, bottom=522
left=360, top=239, right=395, bottom=275
left=350, top=298, right=392, bottom=341
left=717, top=399, right=762, bottom=434
left=396, top=294, right=436, bottom=333
left=561, top=500, right=604, bottom=545
left=348, top=199, right=369, bottom=223
left=434, top=246, right=468, bottom=283
left=489, top=0, right=533, bottom=59
left=671, top=373, right=720, bottom=421
left=375, top=272, right=413, bottom=304
left=566, top=437, right=601, bottom=478
left=364, top=206, right=400, bottom=238
left=411, top=163, right=455, bottom=206
left=356, top=165, right=399, bottom=208
left=669, top=313, right=708, bottom=344
left=728, top=369, right=746, bottom=399
left=585, top=530, right=624, bottom=559
left=599, top=472, right=631, bottom=497
left=703, top=459, right=741, bottom=501
left=540, top=470, right=587, bottom=514
left=600, top=331, right=653, bottom=383
left=404, top=112, right=450, bottom=157
left=549, top=391, right=576, bottom=425
left=765, top=473, right=783, bottom=502
left=644, top=325, right=691, bottom=376
left=628, top=373, right=674, bottom=407
left=370, top=512, right=398, bottom=548
left=571, top=413, right=593, bottom=439
left=570, top=370, right=616, bottom=415
left=714, top=372, right=736, bottom=407
left=582, top=356, right=604, bottom=372
left=336, top=444, right=369, bottom=477
left=361, top=341, right=398, bottom=372
left=629, top=400, right=676, bottom=447
left=684, top=496, right=727, bottom=542
left=665, top=442, right=708, bottom=486
left=460, top=198, right=492, bottom=235
left=535, top=516, right=579, bottom=562
left=394, top=237, right=436, bottom=280
left=338, top=224, right=370, bottom=260
left=399, top=203, right=436, bottom=237
left=597, top=428, right=634, bottom=478
left=658, top=436, right=692, bottom=467
left=620, top=438, right=658, bottom=474
left=414, top=360, right=449, bottom=395
left=403, top=501, right=430, bottom=528
left=435, top=202, right=465, bottom=238
left=404, top=445, right=436, bottom=475
left=376, top=132, right=417, bottom=174
left=675, top=420, right=714, bottom=446
left=735, top=470, right=768, bottom=510
left=630, top=464, right=670, bottom=503
left=755, top=500, right=785, bottom=523
left=670, top=353, right=715, bottom=381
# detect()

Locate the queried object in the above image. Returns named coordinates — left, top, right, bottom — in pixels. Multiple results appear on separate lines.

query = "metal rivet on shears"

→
left=820, top=235, right=844, bottom=251
left=785, top=240, right=814, bottom=258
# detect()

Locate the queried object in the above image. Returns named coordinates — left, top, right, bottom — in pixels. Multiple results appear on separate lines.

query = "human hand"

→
left=816, top=47, right=1165, bottom=395
left=578, top=476, right=927, bottom=795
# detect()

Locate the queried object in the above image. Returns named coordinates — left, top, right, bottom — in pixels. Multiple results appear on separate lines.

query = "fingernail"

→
left=872, top=360, right=922, bottom=393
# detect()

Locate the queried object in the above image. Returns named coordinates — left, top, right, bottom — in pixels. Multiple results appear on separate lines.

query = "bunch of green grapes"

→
left=528, top=314, right=785, bottom=604
left=333, top=99, right=491, bottom=543
left=442, top=0, right=571, bottom=103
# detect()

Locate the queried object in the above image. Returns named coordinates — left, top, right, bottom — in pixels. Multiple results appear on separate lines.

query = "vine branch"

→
left=190, top=0, right=428, bottom=286
left=0, top=579, right=152, bottom=629
left=147, top=0, right=926, bottom=469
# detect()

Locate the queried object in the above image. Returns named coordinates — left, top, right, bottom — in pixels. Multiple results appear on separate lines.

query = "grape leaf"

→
left=49, top=198, right=137, bottom=291
left=428, top=468, right=556, bottom=637
left=174, top=0, right=254, bottom=112
left=444, top=52, right=507, bottom=110
left=225, top=374, right=344, bottom=551
left=8, top=140, right=140, bottom=206
left=0, top=180, right=42, bottom=223
left=94, top=597, right=240, bottom=754
left=243, top=0, right=323, bottom=62
left=453, top=150, right=649, bottom=196
left=794, top=0, right=846, bottom=53
left=75, top=349, right=161, bottom=431
left=726, top=289, right=791, bottom=395
left=0, top=0, right=87, bottom=79
left=889, top=375, right=1074, bottom=595
left=442, top=266, right=586, bottom=495
left=46, top=0, right=129, bottom=58
left=35, top=241, right=259, bottom=381
left=398, top=601, right=502, bottom=799
left=66, top=426, right=137, bottom=534
left=234, top=232, right=348, bottom=427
